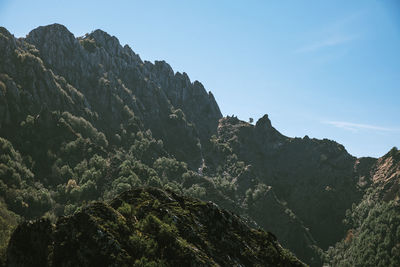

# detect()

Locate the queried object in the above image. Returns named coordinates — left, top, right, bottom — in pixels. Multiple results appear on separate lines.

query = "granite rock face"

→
left=369, top=148, right=400, bottom=201
left=25, top=24, right=221, bottom=139
left=1, top=23, right=221, bottom=168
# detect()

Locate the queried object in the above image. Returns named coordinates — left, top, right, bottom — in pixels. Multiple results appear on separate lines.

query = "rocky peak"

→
left=0, top=27, right=17, bottom=62
left=0, top=24, right=223, bottom=168
left=254, top=114, right=285, bottom=143
left=26, top=23, right=82, bottom=74
left=28, top=23, right=71, bottom=35
left=27, top=23, right=76, bottom=48
left=143, top=59, right=222, bottom=141
left=154, top=60, right=174, bottom=77
left=372, top=148, right=400, bottom=183
left=256, top=114, right=272, bottom=129
left=386, top=146, right=400, bottom=160
left=208, top=90, right=219, bottom=107
left=87, top=29, right=122, bottom=56
left=0, top=27, right=12, bottom=40
left=369, top=147, right=400, bottom=201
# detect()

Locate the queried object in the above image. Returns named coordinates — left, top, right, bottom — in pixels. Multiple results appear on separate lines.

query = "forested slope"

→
left=0, top=24, right=399, bottom=266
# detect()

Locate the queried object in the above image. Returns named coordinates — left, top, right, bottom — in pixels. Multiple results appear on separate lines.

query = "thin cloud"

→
left=295, top=34, right=359, bottom=53
left=324, top=121, right=399, bottom=132
left=294, top=9, right=367, bottom=54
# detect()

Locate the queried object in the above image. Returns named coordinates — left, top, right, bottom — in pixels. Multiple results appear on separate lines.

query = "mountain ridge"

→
left=6, top=187, right=305, bottom=267
left=0, top=24, right=399, bottom=266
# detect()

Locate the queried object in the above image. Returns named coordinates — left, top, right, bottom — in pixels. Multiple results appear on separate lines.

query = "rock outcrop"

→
left=370, top=147, right=400, bottom=201
left=6, top=188, right=305, bottom=267
left=209, top=115, right=364, bottom=249
left=1, top=23, right=221, bottom=168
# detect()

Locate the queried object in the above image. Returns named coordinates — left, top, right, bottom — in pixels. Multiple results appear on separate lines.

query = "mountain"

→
left=327, top=148, right=400, bottom=266
left=6, top=187, right=304, bottom=266
left=0, top=23, right=399, bottom=266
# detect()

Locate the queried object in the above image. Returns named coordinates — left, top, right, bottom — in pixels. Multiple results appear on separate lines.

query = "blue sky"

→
left=0, top=0, right=399, bottom=157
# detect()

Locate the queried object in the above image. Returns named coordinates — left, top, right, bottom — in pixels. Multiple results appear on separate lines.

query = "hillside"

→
left=0, top=24, right=399, bottom=266
left=327, top=148, right=400, bottom=266
left=6, top=187, right=304, bottom=266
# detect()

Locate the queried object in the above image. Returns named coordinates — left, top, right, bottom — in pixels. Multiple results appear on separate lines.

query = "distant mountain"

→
left=0, top=24, right=399, bottom=266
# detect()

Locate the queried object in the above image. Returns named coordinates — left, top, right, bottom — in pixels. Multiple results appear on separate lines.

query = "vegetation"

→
left=6, top=188, right=304, bottom=266
left=0, top=201, right=19, bottom=266
left=1, top=24, right=399, bottom=266
left=327, top=188, right=400, bottom=266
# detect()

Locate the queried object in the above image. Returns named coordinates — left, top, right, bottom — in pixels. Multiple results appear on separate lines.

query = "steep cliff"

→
left=1, top=24, right=222, bottom=169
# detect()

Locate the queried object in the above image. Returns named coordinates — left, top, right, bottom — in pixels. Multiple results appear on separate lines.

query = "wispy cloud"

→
left=294, top=10, right=366, bottom=54
left=295, top=34, right=359, bottom=53
left=324, top=121, right=399, bottom=133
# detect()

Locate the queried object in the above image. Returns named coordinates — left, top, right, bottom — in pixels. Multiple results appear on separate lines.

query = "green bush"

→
left=328, top=200, right=400, bottom=266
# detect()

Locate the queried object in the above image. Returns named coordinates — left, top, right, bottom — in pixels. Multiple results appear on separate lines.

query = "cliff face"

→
left=327, top=149, right=400, bottom=266
left=25, top=24, right=221, bottom=144
left=0, top=24, right=399, bottom=266
left=1, top=24, right=222, bottom=168
left=208, top=115, right=364, bottom=249
left=370, top=148, right=400, bottom=201
left=6, top=187, right=304, bottom=267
